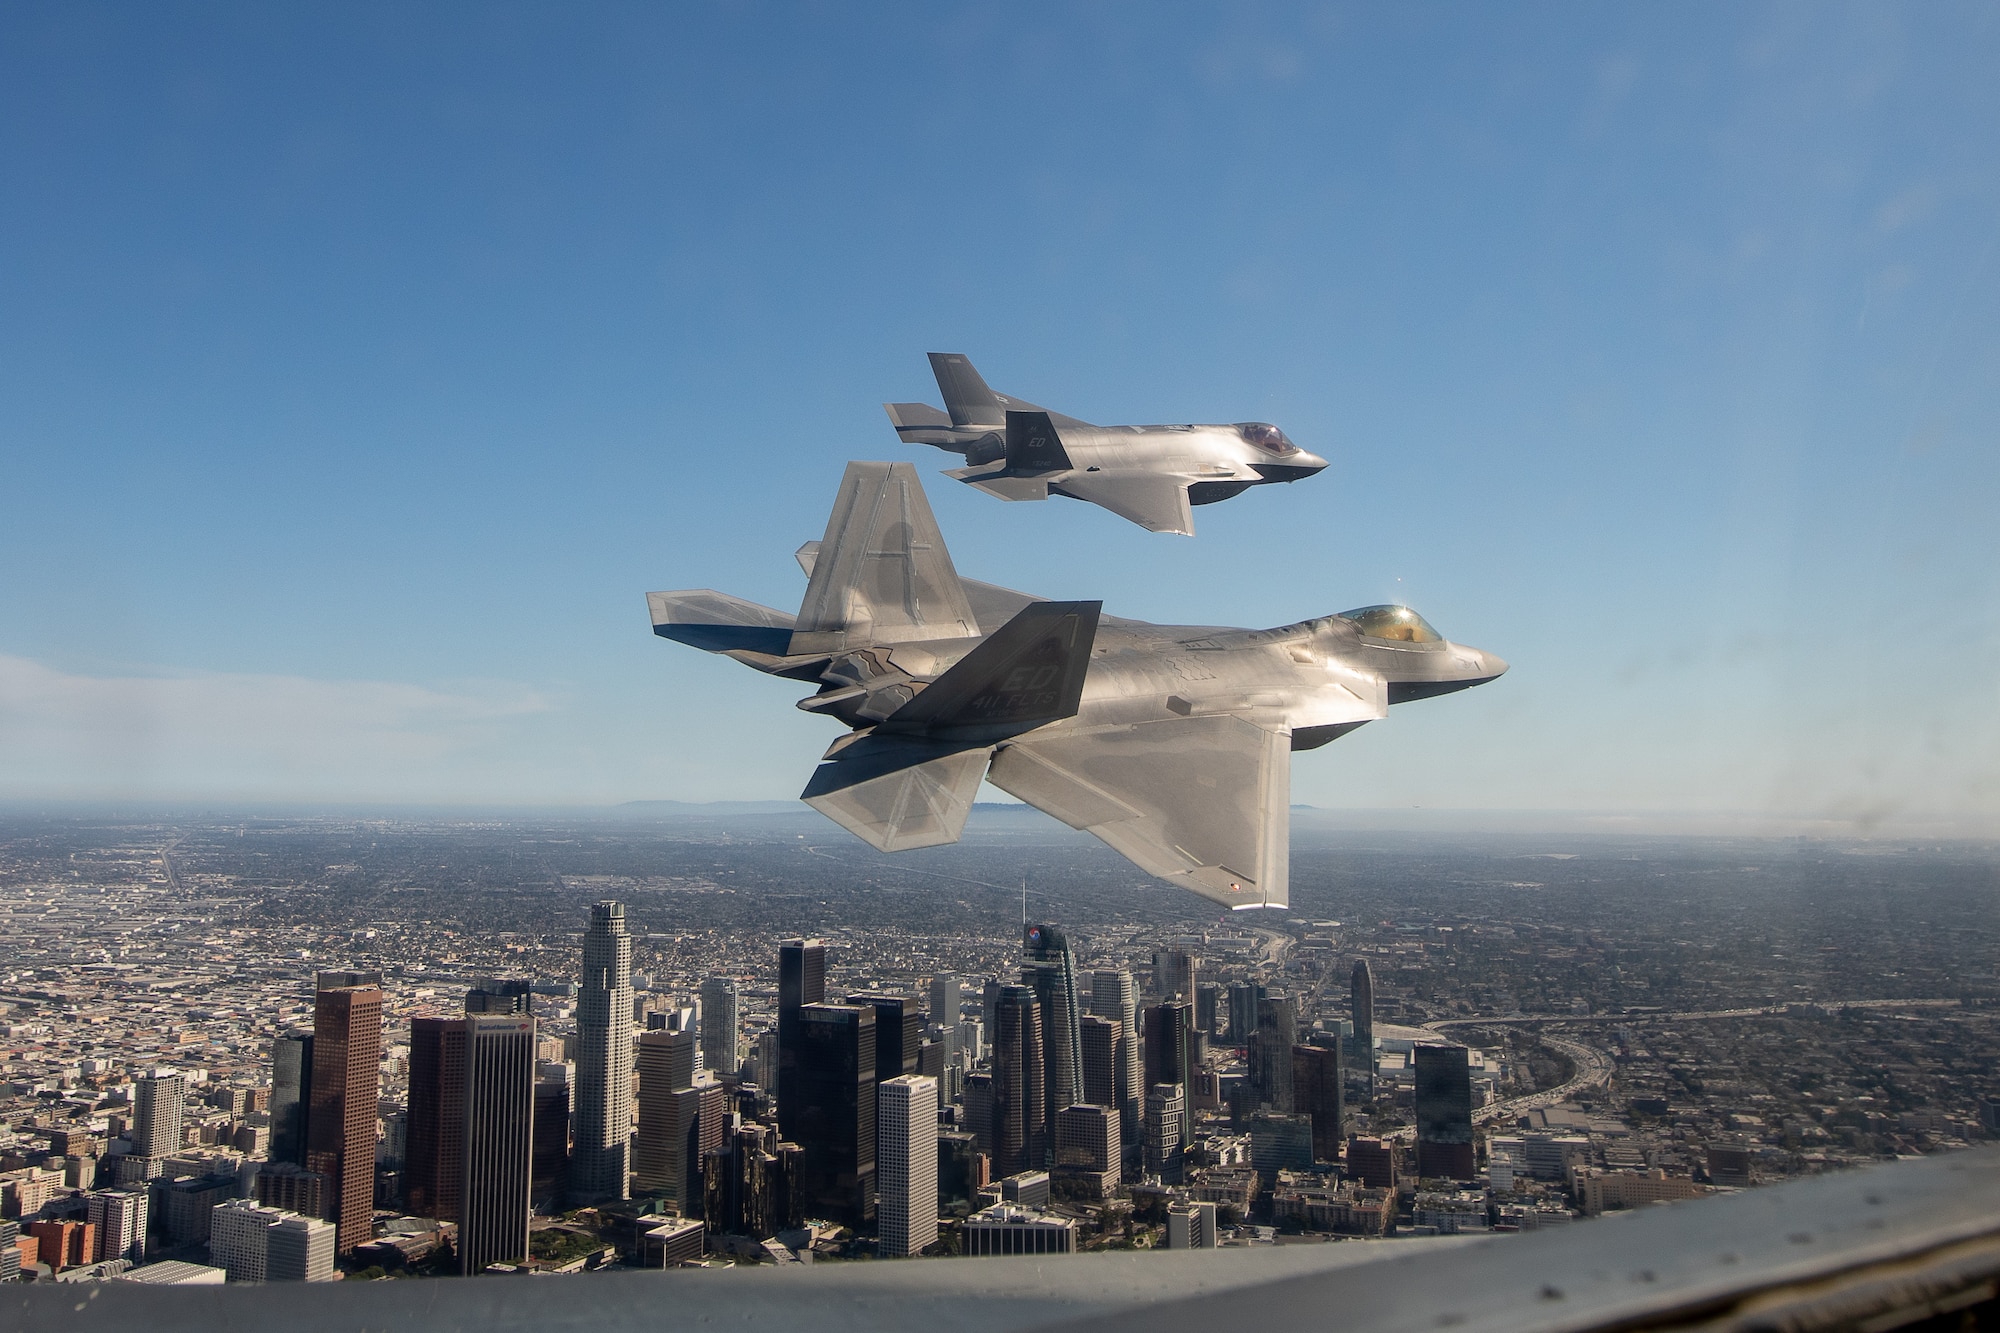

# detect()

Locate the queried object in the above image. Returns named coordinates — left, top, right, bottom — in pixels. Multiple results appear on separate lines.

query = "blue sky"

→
left=2, top=4, right=1996, bottom=829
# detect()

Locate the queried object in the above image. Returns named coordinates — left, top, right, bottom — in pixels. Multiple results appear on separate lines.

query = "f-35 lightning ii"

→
left=884, top=353, right=1328, bottom=535
left=648, top=462, right=1503, bottom=910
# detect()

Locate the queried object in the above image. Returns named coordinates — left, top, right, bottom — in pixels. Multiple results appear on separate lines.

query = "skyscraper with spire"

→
left=1350, top=958, right=1376, bottom=1098
left=1021, top=924, right=1081, bottom=1132
left=571, top=901, right=633, bottom=1203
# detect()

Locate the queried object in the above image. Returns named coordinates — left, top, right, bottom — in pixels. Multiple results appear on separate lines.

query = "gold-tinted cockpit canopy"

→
left=1340, top=604, right=1443, bottom=643
left=1236, top=422, right=1299, bottom=456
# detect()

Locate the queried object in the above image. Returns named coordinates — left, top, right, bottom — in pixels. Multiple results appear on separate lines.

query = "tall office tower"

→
left=459, top=1012, right=536, bottom=1275
left=1054, top=1104, right=1119, bottom=1176
left=1248, top=994, right=1298, bottom=1113
left=963, top=1072, right=994, bottom=1157
left=133, top=1071, right=187, bottom=1158
left=936, top=1131, right=981, bottom=1218
left=1194, top=983, right=1222, bottom=1037
left=845, top=992, right=922, bottom=1086
left=84, top=1189, right=148, bottom=1264
left=981, top=977, right=1003, bottom=1041
left=792, top=1002, right=877, bottom=1227
left=989, top=985, right=1046, bottom=1177
left=634, top=1027, right=714, bottom=1210
left=0, top=1221, right=17, bottom=1284
left=531, top=1078, right=570, bottom=1208
left=1078, top=1015, right=1121, bottom=1110
left=465, top=978, right=532, bottom=1015
left=405, top=1016, right=468, bottom=1221
left=876, top=1075, right=939, bottom=1258
left=1346, top=1135, right=1398, bottom=1191
left=928, top=973, right=962, bottom=1027
left=1144, top=1085, right=1185, bottom=1184
left=1142, top=1001, right=1195, bottom=1150
left=1292, top=1043, right=1343, bottom=1164
left=777, top=938, right=827, bottom=1120
left=572, top=901, right=634, bottom=1204
left=1089, top=970, right=1144, bottom=1151
left=1152, top=947, right=1197, bottom=1002
left=700, top=976, right=742, bottom=1078
left=1350, top=958, right=1375, bottom=1094
left=1227, top=979, right=1269, bottom=1044
left=306, top=974, right=382, bottom=1253
left=1414, top=1044, right=1476, bottom=1181
left=1021, top=924, right=1082, bottom=1130
left=269, top=1032, right=313, bottom=1166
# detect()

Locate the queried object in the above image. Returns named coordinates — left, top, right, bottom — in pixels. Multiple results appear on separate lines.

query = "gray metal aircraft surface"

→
left=648, top=462, right=1504, bottom=910
left=884, top=352, right=1328, bottom=535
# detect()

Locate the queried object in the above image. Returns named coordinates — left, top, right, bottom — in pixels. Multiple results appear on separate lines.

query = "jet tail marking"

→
left=883, top=600, right=1101, bottom=742
left=1004, top=410, right=1074, bottom=472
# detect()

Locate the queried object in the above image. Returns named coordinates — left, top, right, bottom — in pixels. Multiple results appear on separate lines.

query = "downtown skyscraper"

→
left=307, top=971, right=383, bottom=1253
left=1022, top=924, right=1082, bottom=1131
left=457, top=1012, right=536, bottom=1274
left=777, top=938, right=826, bottom=1119
left=989, top=984, right=1046, bottom=1177
left=1090, top=968, right=1144, bottom=1160
left=876, top=1075, right=938, bottom=1258
left=699, top=975, right=741, bottom=1079
left=268, top=1032, right=313, bottom=1166
left=572, top=901, right=633, bottom=1203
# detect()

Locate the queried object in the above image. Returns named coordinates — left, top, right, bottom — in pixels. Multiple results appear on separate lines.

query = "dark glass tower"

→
left=777, top=938, right=827, bottom=1125
left=1248, top=993, right=1297, bottom=1113
left=845, top=992, right=922, bottom=1086
left=1021, top=923, right=1081, bottom=1130
left=1414, top=1043, right=1476, bottom=1181
left=458, top=1013, right=536, bottom=1274
left=1228, top=979, right=1269, bottom=1045
left=790, top=1002, right=876, bottom=1226
left=1350, top=958, right=1376, bottom=1095
left=989, top=985, right=1045, bottom=1178
left=405, top=1016, right=467, bottom=1221
left=1141, top=1001, right=1194, bottom=1152
left=269, top=1032, right=313, bottom=1166
left=1292, top=1042, right=1343, bottom=1164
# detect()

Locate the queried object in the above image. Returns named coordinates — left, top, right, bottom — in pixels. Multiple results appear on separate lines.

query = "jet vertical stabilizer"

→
left=789, top=461, right=980, bottom=656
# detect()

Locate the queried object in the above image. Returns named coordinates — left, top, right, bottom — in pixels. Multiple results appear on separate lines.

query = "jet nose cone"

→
left=1483, top=652, right=1509, bottom=678
left=1295, top=449, right=1329, bottom=471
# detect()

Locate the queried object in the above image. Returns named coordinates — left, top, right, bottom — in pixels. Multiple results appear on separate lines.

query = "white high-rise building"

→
left=209, top=1199, right=336, bottom=1282
left=134, top=1071, right=187, bottom=1159
left=876, top=1075, right=938, bottom=1258
left=572, top=901, right=634, bottom=1203
left=699, top=976, right=741, bottom=1078
left=1167, top=1199, right=1218, bottom=1249
left=85, top=1189, right=149, bottom=1264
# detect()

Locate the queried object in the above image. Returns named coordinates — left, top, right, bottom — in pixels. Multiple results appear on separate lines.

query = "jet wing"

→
left=986, top=714, right=1291, bottom=909
left=801, top=733, right=992, bottom=852
left=1052, top=472, right=1195, bottom=536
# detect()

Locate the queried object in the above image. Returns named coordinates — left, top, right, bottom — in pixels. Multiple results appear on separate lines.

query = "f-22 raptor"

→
left=649, top=462, right=1504, bottom=910
left=885, top=353, right=1327, bottom=535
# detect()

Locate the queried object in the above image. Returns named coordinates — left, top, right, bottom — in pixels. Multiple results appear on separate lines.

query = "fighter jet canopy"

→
left=1235, top=422, right=1300, bottom=456
left=1340, top=604, right=1443, bottom=643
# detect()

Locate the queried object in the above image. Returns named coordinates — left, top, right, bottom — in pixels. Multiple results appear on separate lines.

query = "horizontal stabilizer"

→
left=884, top=600, right=1101, bottom=743
left=988, top=715, right=1291, bottom=909
left=648, top=589, right=797, bottom=655
left=1005, top=410, right=1073, bottom=473
left=1053, top=472, right=1194, bottom=535
left=790, top=462, right=980, bottom=655
left=801, top=733, right=992, bottom=851
left=884, top=402, right=951, bottom=430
